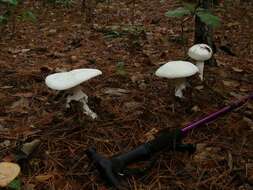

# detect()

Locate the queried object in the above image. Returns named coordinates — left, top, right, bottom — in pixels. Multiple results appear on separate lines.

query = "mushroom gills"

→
left=66, top=86, right=97, bottom=119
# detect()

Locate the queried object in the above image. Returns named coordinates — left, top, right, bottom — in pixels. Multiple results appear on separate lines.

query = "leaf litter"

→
left=0, top=0, right=252, bottom=189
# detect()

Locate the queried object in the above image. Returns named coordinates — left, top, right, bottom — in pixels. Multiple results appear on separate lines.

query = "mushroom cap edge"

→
left=155, top=61, right=199, bottom=79
left=45, top=68, right=102, bottom=91
left=188, top=44, right=213, bottom=61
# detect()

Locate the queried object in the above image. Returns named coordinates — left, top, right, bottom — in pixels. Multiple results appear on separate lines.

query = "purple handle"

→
left=181, top=93, right=253, bottom=136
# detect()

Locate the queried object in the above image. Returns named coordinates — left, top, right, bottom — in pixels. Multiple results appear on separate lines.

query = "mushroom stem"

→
left=174, top=78, right=186, bottom=98
left=196, top=61, right=204, bottom=81
left=66, top=86, right=97, bottom=119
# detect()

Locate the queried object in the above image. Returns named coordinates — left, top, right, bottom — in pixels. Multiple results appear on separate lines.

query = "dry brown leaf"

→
left=35, top=174, right=54, bottom=182
left=13, top=92, right=34, bottom=98
left=222, top=80, right=240, bottom=88
left=0, top=162, right=20, bottom=187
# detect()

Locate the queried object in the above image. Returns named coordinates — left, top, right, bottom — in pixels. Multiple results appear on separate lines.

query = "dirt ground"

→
left=0, top=0, right=252, bottom=189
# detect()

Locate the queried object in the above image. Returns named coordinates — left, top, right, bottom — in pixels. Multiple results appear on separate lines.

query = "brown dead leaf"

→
left=141, top=128, right=159, bottom=143
left=0, top=162, right=20, bottom=187
left=232, top=67, right=244, bottom=73
left=222, top=80, right=240, bottom=88
left=228, top=151, right=233, bottom=171
left=193, top=145, right=224, bottom=167
left=13, top=92, right=34, bottom=98
left=246, top=163, right=253, bottom=183
left=103, top=88, right=130, bottom=96
left=23, top=184, right=36, bottom=190
left=0, top=86, right=14, bottom=89
left=9, top=97, right=30, bottom=114
left=35, top=174, right=54, bottom=182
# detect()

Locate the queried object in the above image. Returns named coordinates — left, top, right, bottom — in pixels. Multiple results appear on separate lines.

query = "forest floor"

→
left=0, top=0, right=253, bottom=189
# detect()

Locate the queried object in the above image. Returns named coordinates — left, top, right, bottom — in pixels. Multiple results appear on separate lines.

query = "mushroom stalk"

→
left=196, top=61, right=204, bottom=81
left=174, top=78, right=186, bottom=98
left=66, top=86, right=97, bottom=119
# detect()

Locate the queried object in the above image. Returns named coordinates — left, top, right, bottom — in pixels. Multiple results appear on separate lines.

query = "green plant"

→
left=8, top=178, right=21, bottom=190
left=18, top=10, right=36, bottom=23
left=116, top=61, right=127, bottom=76
left=165, top=3, right=220, bottom=28
left=0, top=0, right=36, bottom=26
left=165, top=2, right=220, bottom=52
left=46, top=0, right=73, bottom=7
left=0, top=0, right=16, bottom=25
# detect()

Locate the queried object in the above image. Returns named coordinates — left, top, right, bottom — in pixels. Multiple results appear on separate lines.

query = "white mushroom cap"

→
left=188, top=44, right=213, bottom=61
left=0, top=162, right=20, bottom=187
left=45, top=69, right=102, bottom=90
left=155, top=61, right=199, bottom=79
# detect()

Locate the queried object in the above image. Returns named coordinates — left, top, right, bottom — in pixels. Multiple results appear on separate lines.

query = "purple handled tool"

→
left=181, top=93, right=253, bottom=136
left=86, top=93, right=253, bottom=189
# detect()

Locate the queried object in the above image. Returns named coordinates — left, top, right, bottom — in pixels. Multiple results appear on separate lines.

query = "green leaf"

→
left=196, top=11, right=221, bottom=28
left=1, top=0, right=18, bottom=6
left=8, top=178, right=21, bottom=190
left=116, top=62, right=127, bottom=76
left=0, top=12, right=9, bottom=25
left=20, top=11, right=37, bottom=23
left=165, top=7, right=191, bottom=18
left=182, top=3, right=196, bottom=13
left=0, top=15, right=7, bottom=24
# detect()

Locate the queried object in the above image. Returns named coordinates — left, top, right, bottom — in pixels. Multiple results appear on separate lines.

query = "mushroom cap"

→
left=0, top=162, right=20, bottom=187
left=188, top=44, right=213, bottom=61
left=45, top=69, right=102, bottom=90
left=155, top=61, right=199, bottom=79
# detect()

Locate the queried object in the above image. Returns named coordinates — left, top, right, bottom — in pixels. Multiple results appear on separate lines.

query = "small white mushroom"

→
left=188, top=44, right=213, bottom=81
left=45, top=68, right=102, bottom=119
left=155, top=61, right=199, bottom=98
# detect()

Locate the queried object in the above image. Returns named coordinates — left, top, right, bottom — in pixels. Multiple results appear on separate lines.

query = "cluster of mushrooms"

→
left=45, top=44, right=213, bottom=119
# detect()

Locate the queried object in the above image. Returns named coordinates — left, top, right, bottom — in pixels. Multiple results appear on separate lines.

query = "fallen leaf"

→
left=0, top=140, right=11, bottom=147
left=232, top=67, right=244, bottom=73
left=0, top=162, right=20, bottom=187
left=23, top=183, right=36, bottom=190
left=13, top=92, right=34, bottom=98
left=0, top=86, right=14, bottom=89
left=195, top=85, right=204, bottom=90
left=222, top=80, right=240, bottom=88
left=103, top=88, right=130, bottom=96
left=227, top=21, right=240, bottom=27
left=193, top=145, right=224, bottom=166
left=243, top=117, right=253, bottom=129
left=228, top=151, right=233, bottom=171
left=191, top=105, right=200, bottom=112
left=141, top=128, right=159, bottom=142
left=35, top=174, right=54, bottom=182
left=123, top=101, right=142, bottom=113
left=10, top=97, right=29, bottom=109
left=246, top=163, right=253, bottom=183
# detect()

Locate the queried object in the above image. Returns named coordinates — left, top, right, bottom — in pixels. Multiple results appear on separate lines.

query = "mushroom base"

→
left=66, top=86, right=98, bottom=119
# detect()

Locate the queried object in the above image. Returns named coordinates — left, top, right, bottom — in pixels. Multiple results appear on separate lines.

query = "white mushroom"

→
left=188, top=44, right=213, bottom=81
left=155, top=61, right=199, bottom=98
left=45, top=68, right=102, bottom=119
left=0, top=162, right=20, bottom=187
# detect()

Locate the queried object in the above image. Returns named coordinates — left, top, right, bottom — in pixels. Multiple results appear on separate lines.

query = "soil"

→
left=0, top=0, right=252, bottom=189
